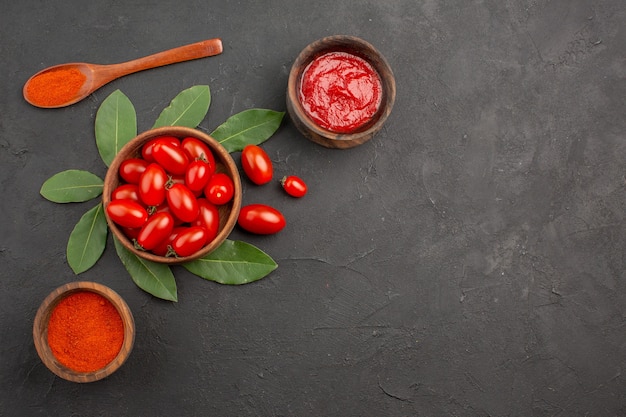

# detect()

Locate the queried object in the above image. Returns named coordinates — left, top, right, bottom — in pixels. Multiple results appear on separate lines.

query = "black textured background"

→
left=2, top=0, right=626, bottom=416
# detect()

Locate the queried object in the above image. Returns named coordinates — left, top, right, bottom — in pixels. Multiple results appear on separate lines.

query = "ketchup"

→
left=298, top=51, right=382, bottom=133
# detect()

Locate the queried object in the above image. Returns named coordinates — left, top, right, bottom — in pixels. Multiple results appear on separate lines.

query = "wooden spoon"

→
left=23, top=38, right=223, bottom=108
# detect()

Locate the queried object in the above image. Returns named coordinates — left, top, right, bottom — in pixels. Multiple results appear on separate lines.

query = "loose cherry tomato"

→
left=241, top=144, right=273, bottom=185
left=204, top=173, right=234, bottom=205
left=171, top=226, right=209, bottom=257
left=139, top=163, right=168, bottom=206
left=185, top=160, right=213, bottom=192
left=280, top=175, right=307, bottom=198
left=192, top=198, right=220, bottom=242
left=166, top=183, right=199, bottom=223
left=237, top=204, right=285, bottom=234
left=106, top=200, right=148, bottom=228
left=119, top=158, right=149, bottom=184
left=152, top=227, right=185, bottom=257
left=182, top=137, right=215, bottom=168
left=111, top=184, right=143, bottom=204
left=141, top=136, right=180, bottom=162
left=136, top=212, right=174, bottom=250
left=153, top=141, right=190, bottom=175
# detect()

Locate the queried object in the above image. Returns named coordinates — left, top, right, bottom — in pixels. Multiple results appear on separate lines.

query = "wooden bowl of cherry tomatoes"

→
left=102, top=126, right=242, bottom=264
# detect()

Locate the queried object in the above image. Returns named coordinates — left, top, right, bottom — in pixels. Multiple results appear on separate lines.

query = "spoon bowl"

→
left=24, top=63, right=99, bottom=108
left=23, top=38, right=223, bottom=108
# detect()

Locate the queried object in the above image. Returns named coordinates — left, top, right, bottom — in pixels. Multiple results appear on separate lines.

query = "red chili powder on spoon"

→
left=26, top=67, right=86, bottom=107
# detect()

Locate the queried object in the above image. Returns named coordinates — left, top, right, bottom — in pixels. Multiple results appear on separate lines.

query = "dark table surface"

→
left=2, top=0, right=626, bottom=415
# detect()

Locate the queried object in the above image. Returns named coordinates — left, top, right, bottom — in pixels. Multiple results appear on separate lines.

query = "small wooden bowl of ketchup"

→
left=286, top=35, right=396, bottom=149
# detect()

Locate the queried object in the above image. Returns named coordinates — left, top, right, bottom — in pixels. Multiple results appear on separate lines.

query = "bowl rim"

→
left=102, top=126, right=242, bottom=264
left=32, top=281, right=135, bottom=383
left=287, top=35, right=396, bottom=148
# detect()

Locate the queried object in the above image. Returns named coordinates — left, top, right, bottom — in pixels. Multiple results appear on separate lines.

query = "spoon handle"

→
left=101, top=38, right=223, bottom=80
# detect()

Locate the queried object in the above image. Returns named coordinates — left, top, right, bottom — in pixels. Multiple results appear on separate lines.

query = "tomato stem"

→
left=165, top=245, right=178, bottom=258
left=132, top=239, right=146, bottom=251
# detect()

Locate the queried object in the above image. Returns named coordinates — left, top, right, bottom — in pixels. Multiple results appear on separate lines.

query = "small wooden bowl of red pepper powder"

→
left=33, top=281, right=135, bottom=383
left=286, top=35, right=396, bottom=149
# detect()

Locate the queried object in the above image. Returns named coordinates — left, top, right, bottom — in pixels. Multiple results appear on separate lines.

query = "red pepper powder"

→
left=47, top=291, right=124, bottom=373
left=299, top=51, right=382, bottom=133
left=26, top=67, right=86, bottom=107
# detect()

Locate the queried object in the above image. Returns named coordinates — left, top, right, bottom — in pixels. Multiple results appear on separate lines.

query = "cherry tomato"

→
left=154, top=204, right=184, bottom=226
left=166, top=183, right=199, bottom=223
left=111, top=184, right=142, bottom=204
left=169, top=174, right=185, bottom=185
left=135, top=212, right=175, bottom=251
left=204, top=173, right=234, bottom=205
left=141, top=136, right=180, bottom=162
left=106, top=200, right=148, bottom=228
left=185, top=160, right=213, bottom=192
left=139, top=163, right=168, bottom=206
left=121, top=226, right=140, bottom=240
left=170, top=173, right=201, bottom=197
left=280, top=175, right=307, bottom=198
left=171, top=226, right=209, bottom=257
left=119, top=158, right=149, bottom=184
left=182, top=137, right=215, bottom=168
left=192, top=198, right=220, bottom=242
left=153, top=141, right=190, bottom=175
left=241, top=144, right=273, bottom=185
left=152, top=227, right=185, bottom=257
left=237, top=204, right=285, bottom=234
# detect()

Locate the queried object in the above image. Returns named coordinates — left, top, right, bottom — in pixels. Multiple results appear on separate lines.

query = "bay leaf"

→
left=183, top=240, right=277, bottom=285
left=95, top=90, right=137, bottom=166
left=67, top=203, right=108, bottom=274
left=113, top=236, right=178, bottom=301
left=152, top=85, right=211, bottom=128
left=40, top=170, right=103, bottom=203
left=210, top=109, right=285, bottom=153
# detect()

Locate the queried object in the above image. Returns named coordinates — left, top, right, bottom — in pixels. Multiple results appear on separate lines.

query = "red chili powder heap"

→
left=299, top=51, right=382, bottom=133
left=26, top=67, right=86, bottom=107
left=47, top=291, right=124, bottom=373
